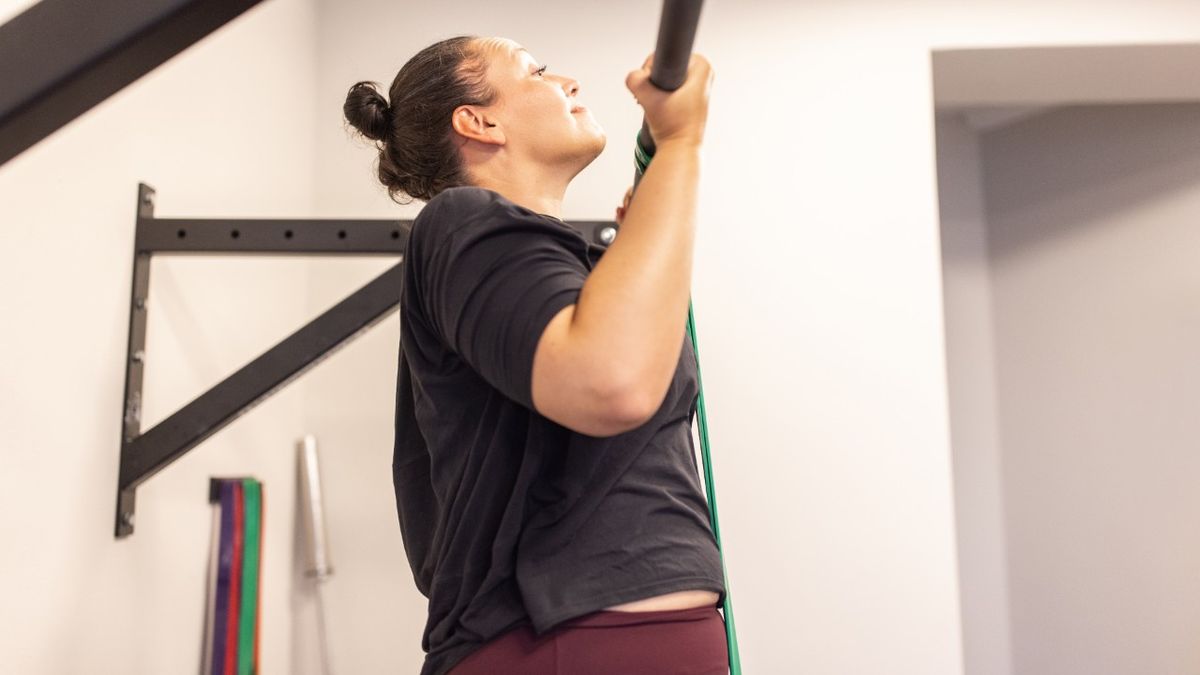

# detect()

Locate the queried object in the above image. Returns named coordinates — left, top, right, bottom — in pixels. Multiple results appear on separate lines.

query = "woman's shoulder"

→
left=424, top=185, right=497, bottom=213
left=413, top=186, right=562, bottom=244
left=418, top=186, right=524, bottom=226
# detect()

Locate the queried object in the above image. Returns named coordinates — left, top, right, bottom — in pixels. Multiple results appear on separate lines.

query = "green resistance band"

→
left=238, top=479, right=262, bottom=675
left=635, top=134, right=742, bottom=675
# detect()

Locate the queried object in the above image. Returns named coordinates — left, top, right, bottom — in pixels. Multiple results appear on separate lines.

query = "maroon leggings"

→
left=448, top=605, right=729, bottom=675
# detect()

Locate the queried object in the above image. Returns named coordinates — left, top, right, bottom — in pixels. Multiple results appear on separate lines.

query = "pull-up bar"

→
left=632, top=0, right=704, bottom=189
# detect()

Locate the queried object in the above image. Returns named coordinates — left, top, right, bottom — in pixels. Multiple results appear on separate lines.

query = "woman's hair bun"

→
left=343, top=81, right=392, bottom=142
left=343, top=36, right=495, bottom=203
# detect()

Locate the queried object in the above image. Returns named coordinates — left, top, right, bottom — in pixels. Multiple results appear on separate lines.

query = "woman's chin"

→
left=585, top=133, right=607, bottom=161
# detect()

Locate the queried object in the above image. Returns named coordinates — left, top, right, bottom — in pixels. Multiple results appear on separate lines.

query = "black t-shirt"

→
left=393, top=186, right=726, bottom=675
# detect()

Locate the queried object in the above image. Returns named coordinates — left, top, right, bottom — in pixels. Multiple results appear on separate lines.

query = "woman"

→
left=344, top=35, right=721, bottom=675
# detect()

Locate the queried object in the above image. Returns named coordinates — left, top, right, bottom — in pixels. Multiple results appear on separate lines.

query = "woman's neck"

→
left=466, top=150, right=576, bottom=219
left=473, top=175, right=567, bottom=220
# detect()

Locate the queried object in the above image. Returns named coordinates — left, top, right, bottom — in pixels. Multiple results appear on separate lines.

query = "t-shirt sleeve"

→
left=418, top=190, right=587, bottom=410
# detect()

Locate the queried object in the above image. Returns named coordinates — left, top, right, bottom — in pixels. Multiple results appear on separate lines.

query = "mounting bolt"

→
left=134, top=297, right=145, bottom=310
left=599, top=226, right=618, bottom=245
left=142, top=193, right=154, bottom=207
left=131, top=350, right=145, bottom=364
left=120, top=512, right=135, bottom=528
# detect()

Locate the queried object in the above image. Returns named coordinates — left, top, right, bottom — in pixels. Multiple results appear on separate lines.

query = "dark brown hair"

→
left=343, top=36, right=498, bottom=204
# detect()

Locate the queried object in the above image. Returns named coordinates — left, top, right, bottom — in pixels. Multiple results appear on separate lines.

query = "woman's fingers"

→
left=615, top=186, right=634, bottom=226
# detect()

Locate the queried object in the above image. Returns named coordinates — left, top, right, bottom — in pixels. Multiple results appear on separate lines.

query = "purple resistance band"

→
left=211, top=480, right=236, bottom=675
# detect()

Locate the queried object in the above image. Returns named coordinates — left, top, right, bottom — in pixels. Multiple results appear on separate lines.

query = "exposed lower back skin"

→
left=603, top=589, right=720, bottom=612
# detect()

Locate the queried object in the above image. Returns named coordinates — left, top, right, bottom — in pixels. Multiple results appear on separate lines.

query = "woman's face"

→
left=471, top=37, right=606, bottom=168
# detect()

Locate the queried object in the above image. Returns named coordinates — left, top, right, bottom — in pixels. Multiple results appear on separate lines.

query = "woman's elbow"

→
left=540, top=378, right=656, bottom=438
left=597, top=386, right=657, bottom=432
left=590, top=380, right=658, bottom=437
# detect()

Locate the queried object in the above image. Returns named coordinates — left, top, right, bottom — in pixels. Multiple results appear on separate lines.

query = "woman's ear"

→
left=451, top=105, right=505, bottom=146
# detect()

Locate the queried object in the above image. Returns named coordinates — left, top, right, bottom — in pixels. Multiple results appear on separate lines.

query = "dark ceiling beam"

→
left=0, top=0, right=263, bottom=166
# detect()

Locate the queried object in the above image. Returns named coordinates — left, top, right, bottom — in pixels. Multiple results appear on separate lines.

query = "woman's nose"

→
left=563, top=78, right=580, bottom=97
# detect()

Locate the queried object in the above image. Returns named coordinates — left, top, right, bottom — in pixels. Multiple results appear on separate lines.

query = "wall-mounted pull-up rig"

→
left=115, top=182, right=615, bottom=538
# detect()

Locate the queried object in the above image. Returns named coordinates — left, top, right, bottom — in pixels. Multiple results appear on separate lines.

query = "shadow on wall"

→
left=981, top=103, right=1200, bottom=259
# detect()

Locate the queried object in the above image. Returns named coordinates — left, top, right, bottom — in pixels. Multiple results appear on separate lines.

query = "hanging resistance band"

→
left=238, top=479, right=263, bottom=675
left=211, top=480, right=236, bottom=673
left=207, top=477, right=264, bottom=675
left=634, top=114, right=742, bottom=675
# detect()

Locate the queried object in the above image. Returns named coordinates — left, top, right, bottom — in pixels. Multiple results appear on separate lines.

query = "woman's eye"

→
left=534, top=65, right=548, bottom=77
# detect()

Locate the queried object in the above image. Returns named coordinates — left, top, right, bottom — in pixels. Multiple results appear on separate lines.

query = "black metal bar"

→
left=137, top=218, right=411, bottom=254
left=136, top=217, right=613, bottom=253
left=649, top=0, right=704, bottom=92
left=114, top=184, right=156, bottom=536
left=117, top=261, right=404, bottom=501
left=0, top=0, right=264, bottom=166
left=633, top=0, right=705, bottom=190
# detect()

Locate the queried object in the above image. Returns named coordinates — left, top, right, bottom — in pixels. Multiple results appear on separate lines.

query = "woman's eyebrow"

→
left=517, top=49, right=542, bottom=69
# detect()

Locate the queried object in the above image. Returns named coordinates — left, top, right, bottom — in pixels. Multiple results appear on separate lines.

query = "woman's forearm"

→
left=571, top=140, right=701, bottom=416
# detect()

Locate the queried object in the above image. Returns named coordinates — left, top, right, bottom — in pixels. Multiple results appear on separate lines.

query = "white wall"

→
left=0, top=0, right=32, bottom=24
left=980, top=103, right=1200, bottom=674
left=0, top=0, right=319, bottom=672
